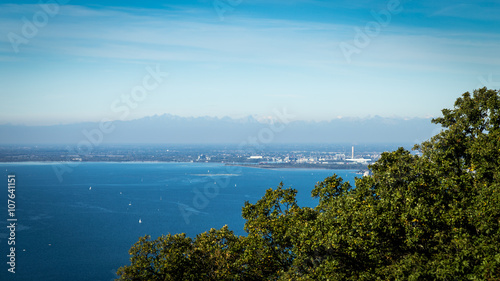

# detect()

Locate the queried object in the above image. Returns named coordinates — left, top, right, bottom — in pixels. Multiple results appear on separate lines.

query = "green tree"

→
left=117, top=88, right=500, bottom=280
left=117, top=226, right=247, bottom=280
left=116, top=233, right=196, bottom=280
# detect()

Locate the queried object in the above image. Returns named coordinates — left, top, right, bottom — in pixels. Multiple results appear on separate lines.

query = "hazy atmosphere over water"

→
left=1, top=0, right=499, bottom=126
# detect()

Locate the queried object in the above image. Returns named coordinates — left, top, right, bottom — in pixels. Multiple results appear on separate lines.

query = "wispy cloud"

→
left=0, top=4, right=343, bottom=69
left=430, top=2, right=500, bottom=21
left=2, top=3, right=497, bottom=70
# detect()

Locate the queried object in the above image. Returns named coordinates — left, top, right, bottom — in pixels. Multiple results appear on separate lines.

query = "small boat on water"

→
left=139, top=219, right=142, bottom=224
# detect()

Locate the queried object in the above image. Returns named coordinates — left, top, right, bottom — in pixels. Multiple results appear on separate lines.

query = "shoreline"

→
left=225, top=163, right=369, bottom=170
left=0, top=160, right=369, bottom=171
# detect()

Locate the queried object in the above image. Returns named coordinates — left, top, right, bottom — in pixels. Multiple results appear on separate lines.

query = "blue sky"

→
left=0, top=0, right=499, bottom=125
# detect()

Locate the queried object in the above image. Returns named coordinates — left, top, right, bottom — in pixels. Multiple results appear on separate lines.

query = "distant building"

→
left=345, top=146, right=371, bottom=164
left=249, top=156, right=263, bottom=159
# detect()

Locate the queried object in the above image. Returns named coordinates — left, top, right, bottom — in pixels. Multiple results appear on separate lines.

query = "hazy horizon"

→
left=0, top=113, right=440, bottom=144
left=0, top=111, right=437, bottom=127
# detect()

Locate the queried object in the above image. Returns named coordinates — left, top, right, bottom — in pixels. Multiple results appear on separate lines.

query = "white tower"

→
left=352, top=146, right=354, bottom=159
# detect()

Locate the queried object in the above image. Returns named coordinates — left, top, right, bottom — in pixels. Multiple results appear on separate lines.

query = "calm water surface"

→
left=0, top=162, right=358, bottom=281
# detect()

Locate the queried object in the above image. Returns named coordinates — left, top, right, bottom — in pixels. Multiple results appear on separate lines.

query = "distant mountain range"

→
left=0, top=114, right=441, bottom=145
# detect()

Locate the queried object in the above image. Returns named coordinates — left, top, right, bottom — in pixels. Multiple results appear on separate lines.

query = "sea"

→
left=0, top=162, right=358, bottom=281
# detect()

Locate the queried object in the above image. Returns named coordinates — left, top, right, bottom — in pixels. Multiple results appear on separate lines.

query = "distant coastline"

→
left=0, top=160, right=368, bottom=170
left=225, top=162, right=368, bottom=171
left=0, top=144, right=379, bottom=171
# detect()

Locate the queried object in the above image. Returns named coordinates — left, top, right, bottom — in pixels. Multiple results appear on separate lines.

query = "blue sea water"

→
left=0, top=162, right=358, bottom=281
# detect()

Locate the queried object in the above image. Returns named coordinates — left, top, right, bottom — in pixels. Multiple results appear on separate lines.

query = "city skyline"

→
left=1, top=0, right=499, bottom=125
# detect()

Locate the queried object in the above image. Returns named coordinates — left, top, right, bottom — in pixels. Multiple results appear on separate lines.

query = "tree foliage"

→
left=117, top=88, right=500, bottom=280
